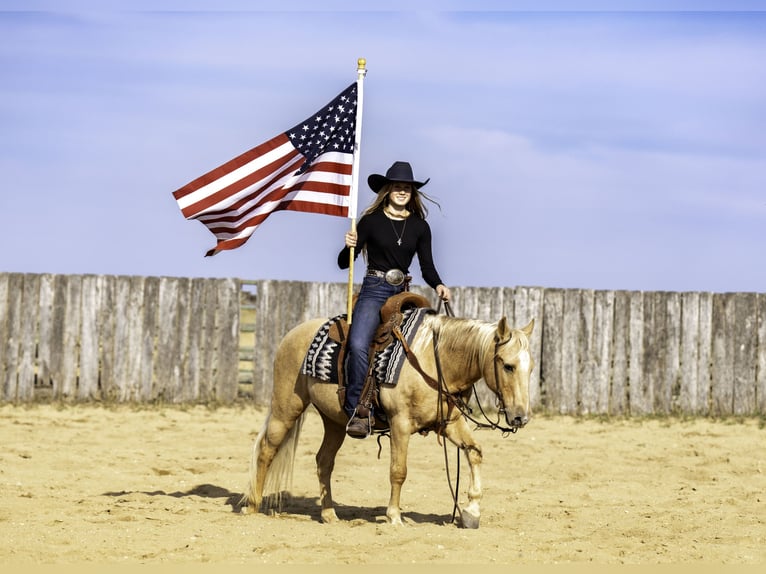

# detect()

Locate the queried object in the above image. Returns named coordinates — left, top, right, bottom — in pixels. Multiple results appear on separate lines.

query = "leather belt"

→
left=366, top=268, right=408, bottom=286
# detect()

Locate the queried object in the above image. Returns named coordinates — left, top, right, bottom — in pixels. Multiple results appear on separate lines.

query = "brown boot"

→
left=346, top=415, right=371, bottom=439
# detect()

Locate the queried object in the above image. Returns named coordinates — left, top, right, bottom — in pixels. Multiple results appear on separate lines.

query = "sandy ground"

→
left=0, top=403, right=763, bottom=566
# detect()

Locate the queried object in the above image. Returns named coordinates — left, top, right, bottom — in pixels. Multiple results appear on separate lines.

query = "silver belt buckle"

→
left=384, top=269, right=405, bottom=286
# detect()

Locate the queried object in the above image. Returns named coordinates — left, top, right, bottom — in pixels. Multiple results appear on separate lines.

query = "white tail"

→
left=241, top=408, right=306, bottom=512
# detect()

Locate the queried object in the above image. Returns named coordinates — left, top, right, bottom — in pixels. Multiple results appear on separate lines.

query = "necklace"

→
left=388, top=216, right=407, bottom=246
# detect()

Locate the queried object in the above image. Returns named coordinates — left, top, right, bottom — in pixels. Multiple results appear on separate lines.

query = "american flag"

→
left=173, top=83, right=358, bottom=256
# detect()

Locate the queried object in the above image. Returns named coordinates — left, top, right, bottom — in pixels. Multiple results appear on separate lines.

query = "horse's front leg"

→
left=443, top=416, right=483, bottom=529
left=315, top=413, right=346, bottom=523
left=386, top=420, right=411, bottom=525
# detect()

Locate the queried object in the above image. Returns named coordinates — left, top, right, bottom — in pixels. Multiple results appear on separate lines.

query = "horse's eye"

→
left=503, top=364, right=515, bottom=373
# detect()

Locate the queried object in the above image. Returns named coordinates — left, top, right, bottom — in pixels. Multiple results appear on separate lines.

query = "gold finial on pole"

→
left=357, top=57, right=366, bottom=70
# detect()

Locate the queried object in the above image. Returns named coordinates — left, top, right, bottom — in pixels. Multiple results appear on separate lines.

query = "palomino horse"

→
left=242, top=311, right=535, bottom=528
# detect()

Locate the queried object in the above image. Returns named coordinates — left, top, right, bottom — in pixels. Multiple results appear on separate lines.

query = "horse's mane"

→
left=416, top=315, right=496, bottom=368
left=416, top=314, right=529, bottom=368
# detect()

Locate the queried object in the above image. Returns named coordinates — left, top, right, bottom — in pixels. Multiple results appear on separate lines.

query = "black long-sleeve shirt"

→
left=337, top=210, right=444, bottom=289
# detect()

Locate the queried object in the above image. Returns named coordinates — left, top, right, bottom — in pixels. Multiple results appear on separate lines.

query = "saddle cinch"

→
left=332, top=291, right=431, bottom=430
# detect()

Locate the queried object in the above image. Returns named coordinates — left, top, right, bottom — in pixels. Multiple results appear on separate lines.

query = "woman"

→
left=338, top=160, right=451, bottom=439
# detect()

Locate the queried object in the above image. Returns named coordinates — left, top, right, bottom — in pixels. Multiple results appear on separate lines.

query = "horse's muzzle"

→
left=503, top=410, right=529, bottom=429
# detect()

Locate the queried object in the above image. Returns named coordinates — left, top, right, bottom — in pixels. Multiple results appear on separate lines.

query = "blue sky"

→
left=1, top=2, right=764, bottom=293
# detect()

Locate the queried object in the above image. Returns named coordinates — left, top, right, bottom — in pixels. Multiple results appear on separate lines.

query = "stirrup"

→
left=345, top=413, right=371, bottom=439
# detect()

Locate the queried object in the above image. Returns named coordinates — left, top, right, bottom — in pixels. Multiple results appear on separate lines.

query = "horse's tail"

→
left=241, top=406, right=306, bottom=513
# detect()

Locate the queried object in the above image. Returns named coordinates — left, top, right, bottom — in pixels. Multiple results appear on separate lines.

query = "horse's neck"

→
left=422, top=316, right=490, bottom=391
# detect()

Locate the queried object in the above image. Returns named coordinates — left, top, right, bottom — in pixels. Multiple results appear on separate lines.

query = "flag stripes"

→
left=173, top=83, right=358, bottom=257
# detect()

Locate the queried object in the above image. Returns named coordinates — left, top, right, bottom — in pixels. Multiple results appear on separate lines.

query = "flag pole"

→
left=347, top=57, right=367, bottom=324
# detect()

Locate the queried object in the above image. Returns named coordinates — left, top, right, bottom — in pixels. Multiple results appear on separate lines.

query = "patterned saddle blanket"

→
left=300, top=307, right=433, bottom=387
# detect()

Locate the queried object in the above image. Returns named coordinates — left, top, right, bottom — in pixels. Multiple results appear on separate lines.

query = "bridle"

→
left=432, top=301, right=522, bottom=435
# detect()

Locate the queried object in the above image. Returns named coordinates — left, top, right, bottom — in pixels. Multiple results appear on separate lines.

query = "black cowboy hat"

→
left=367, top=161, right=430, bottom=193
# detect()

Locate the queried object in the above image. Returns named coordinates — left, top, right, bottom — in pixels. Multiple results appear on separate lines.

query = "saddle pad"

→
left=372, top=307, right=432, bottom=386
left=300, top=307, right=433, bottom=386
left=300, top=314, right=347, bottom=384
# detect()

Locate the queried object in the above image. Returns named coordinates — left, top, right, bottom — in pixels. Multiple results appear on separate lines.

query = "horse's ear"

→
left=496, top=316, right=512, bottom=341
left=521, top=318, right=535, bottom=337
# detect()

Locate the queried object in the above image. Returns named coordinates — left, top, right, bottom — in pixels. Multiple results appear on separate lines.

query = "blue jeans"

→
left=344, top=276, right=405, bottom=418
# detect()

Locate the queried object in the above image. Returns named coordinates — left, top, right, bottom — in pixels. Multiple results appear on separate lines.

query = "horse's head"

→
left=484, top=317, right=535, bottom=430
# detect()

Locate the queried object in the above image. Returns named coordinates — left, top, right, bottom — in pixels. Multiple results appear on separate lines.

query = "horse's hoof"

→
left=320, top=509, right=339, bottom=524
left=386, top=511, right=404, bottom=525
left=458, top=509, right=480, bottom=529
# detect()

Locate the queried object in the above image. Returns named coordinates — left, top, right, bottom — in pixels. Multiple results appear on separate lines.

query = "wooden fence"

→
left=249, top=280, right=766, bottom=416
left=0, top=273, right=240, bottom=402
left=2, top=273, right=764, bottom=415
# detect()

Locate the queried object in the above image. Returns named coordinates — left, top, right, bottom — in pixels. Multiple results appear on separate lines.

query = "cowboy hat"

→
left=367, top=161, right=430, bottom=193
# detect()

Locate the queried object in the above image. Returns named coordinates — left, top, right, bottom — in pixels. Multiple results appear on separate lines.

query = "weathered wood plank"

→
left=679, top=292, right=701, bottom=414
left=308, top=281, right=348, bottom=320
left=253, top=280, right=276, bottom=404
left=0, top=273, right=9, bottom=394
left=2, top=273, right=23, bottom=400
left=60, top=275, right=81, bottom=398
left=659, top=292, right=681, bottom=414
left=649, top=292, right=668, bottom=414
left=110, top=277, right=132, bottom=400
left=457, top=286, right=479, bottom=320
left=560, top=289, right=582, bottom=414
left=197, top=279, right=217, bottom=401
left=711, top=293, right=735, bottom=415
left=626, top=291, right=645, bottom=415
left=98, top=275, right=116, bottom=398
left=633, top=291, right=656, bottom=415
left=250, top=281, right=266, bottom=398
left=757, top=293, right=766, bottom=414
left=592, top=290, right=614, bottom=414
left=170, top=277, right=190, bottom=402
left=697, top=292, right=713, bottom=415
left=733, top=292, right=757, bottom=414
left=610, top=291, right=630, bottom=414
left=78, top=275, right=101, bottom=399
left=184, top=278, right=204, bottom=402
left=577, top=289, right=597, bottom=415
left=48, top=275, right=68, bottom=398
left=215, top=277, right=240, bottom=402
left=154, top=277, right=179, bottom=402
left=140, top=276, right=159, bottom=401
left=478, top=286, right=505, bottom=322
left=17, top=274, right=40, bottom=400
left=540, top=288, right=565, bottom=414
left=120, top=276, right=146, bottom=401
left=252, top=279, right=313, bottom=404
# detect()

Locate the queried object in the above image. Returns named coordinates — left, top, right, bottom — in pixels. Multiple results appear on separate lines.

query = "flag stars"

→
left=285, top=83, right=357, bottom=162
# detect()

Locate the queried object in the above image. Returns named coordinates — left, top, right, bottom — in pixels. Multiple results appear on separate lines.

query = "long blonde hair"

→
left=363, top=183, right=441, bottom=219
